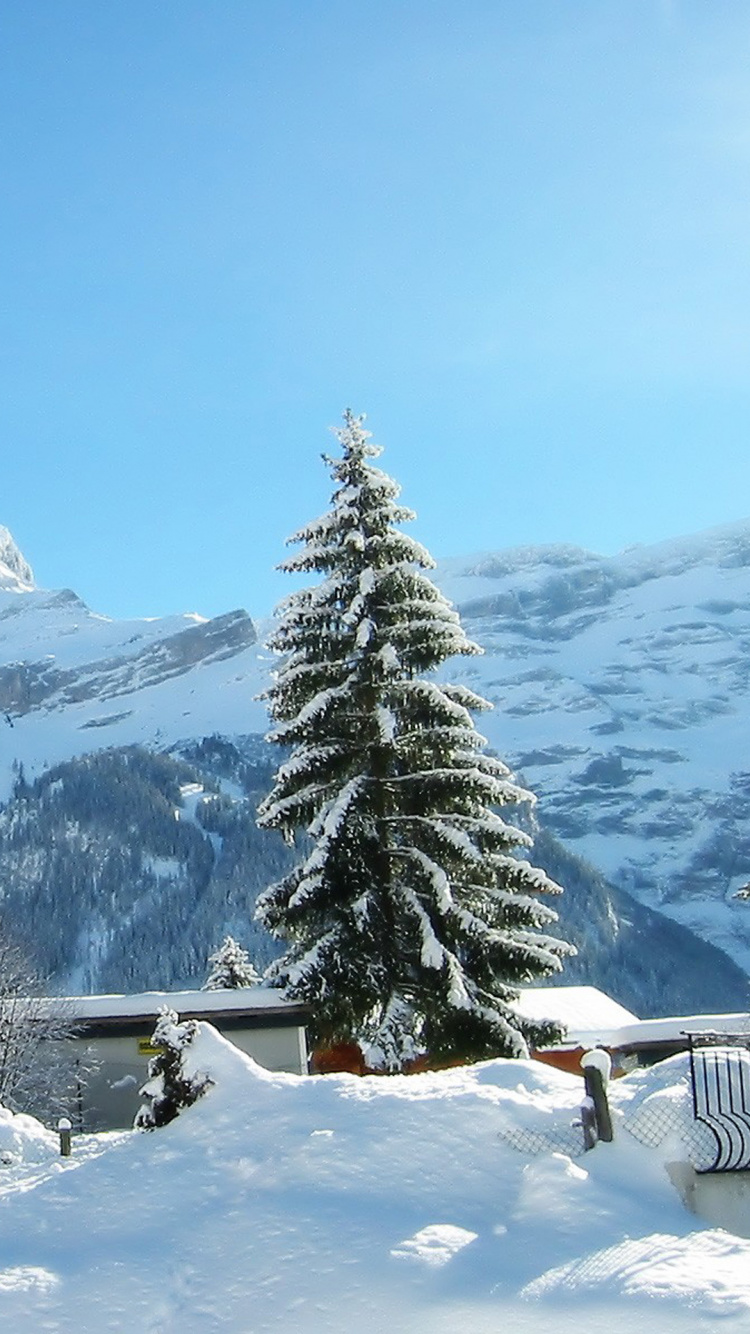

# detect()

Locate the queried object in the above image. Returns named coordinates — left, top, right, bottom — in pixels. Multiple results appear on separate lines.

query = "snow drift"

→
left=0, top=1025, right=745, bottom=1331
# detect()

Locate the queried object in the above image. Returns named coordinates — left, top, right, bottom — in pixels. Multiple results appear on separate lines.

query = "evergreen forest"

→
left=0, top=736, right=744, bottom=1017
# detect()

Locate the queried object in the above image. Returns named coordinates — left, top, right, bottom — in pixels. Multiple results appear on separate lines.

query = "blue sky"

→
left=2, top=2, right=750, bottom=619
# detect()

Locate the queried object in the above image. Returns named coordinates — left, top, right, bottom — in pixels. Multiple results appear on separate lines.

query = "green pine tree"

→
left=256, top=411, right=573, bottom=1070
left=202, top=935, right=260, bottom=990
left=135, top=1007, right=212, bottom=1129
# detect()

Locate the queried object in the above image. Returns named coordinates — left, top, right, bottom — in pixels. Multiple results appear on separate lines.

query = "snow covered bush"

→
left=256, top=411, right=573, bottom=1070
left=135, top=1007, right=213, bottom=1130
left=202, top=936, right=260, bottom=990
left=0, top=930, right=83, bottom=1125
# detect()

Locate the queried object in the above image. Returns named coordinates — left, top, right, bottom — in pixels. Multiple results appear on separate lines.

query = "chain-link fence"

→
left=497, top=1115, right=589, bottom=1159
left=615, top=1067, right=718, bottom=1169
left=497, top=1053, right=731, bottom=1170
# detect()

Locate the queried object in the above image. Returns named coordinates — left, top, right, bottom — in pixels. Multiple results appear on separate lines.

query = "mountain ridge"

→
left=0, top=526, right=34, bottom=591
left=434, top=516, right=750, bottom=974
left=2, top=520, right=750, bottom=991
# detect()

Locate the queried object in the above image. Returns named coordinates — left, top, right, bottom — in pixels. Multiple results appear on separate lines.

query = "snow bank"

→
left=0, top=1027, right=745, bottom=1331
left=0, top=1105, right=58, bottom=1166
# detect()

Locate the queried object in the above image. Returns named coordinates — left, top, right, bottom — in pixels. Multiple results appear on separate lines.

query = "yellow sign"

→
left=137, top=1040, right=164, bottom=1057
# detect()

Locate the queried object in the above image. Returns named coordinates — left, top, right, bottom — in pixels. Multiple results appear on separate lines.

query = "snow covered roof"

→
left=516, top=985, right=640, bottom=1048
left=518, top=987, right=750, bottom=1054
left=609, top=1012, right=750, bottom=1052
left=42, top=988, right=308, bottom=1025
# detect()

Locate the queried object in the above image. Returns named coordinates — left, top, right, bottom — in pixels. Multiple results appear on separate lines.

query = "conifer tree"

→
left=256, top=411, right=573, bottom=1070
left=135, top=1008, right=212, bottom=1129
left=202, top=936, right=260, bottom=990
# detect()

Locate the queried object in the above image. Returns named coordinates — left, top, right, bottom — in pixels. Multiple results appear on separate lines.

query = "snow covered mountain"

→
left=435, top=519, right=750, bottom=974
left=3, top=520, right=750, bottom=997
left=0, top=529, right=268, bottom=802
left=0, top=525, right=34, bottom=590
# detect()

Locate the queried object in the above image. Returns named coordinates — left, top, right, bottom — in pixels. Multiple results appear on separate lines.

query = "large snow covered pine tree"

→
left=256, top=411, right=573, bottom=1070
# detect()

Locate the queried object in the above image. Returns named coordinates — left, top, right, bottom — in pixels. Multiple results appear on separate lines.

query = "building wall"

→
left=65, top=1022, right=308, bottom=1131
left=532, top=1047, right=585, bottom=1077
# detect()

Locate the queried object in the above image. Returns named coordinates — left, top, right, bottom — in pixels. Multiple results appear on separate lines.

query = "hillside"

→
left=2, top=521, right=750, bottom=1003
left=436, top=519, right=750, bottom=972
left=0, top=738, right=745, bottom=1016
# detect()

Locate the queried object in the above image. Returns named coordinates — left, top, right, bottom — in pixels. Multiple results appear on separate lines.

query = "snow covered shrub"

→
left=202, top=936, right=260, bottom=990
left=135, top=1007, right=212, bottom=1130
left=0, top=929, right=84, bottom=1125
left=257, top=411, right=573, bottom=1071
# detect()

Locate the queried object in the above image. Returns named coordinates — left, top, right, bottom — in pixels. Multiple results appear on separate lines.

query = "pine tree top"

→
left=282, top=412, right=426, bottom=575
left=203, top=936, right=260, bottom=991
left=264, top=413, right=483, bottom=719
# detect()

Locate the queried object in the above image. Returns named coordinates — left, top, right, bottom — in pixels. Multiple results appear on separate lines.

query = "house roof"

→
left=28, top=987, right=309, bottom=1030
left=61, top=987, right=303, bottom=1018
left=518, top=987, right=750, bottom=1055
left=607, top=1013, right=750, bottom=1053
left=516, top=985, right=640, bottom=1048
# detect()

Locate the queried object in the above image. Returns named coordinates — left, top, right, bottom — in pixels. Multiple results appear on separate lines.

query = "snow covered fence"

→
left=497, top=1113, right=589, bottom=1159
left=499, top=1040, right=750, bottom=1174
left=613, top=1055, right=723, bottom=1171
left=498, top=1065, right=701, bottom=1163
left=611, top=1041, right=750, bottom=1175
left=498, top=1048, right=613, bottom=1158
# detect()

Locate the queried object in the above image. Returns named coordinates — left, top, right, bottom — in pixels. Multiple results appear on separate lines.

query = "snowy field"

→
left=0, top=1027, right=746, bottom=1333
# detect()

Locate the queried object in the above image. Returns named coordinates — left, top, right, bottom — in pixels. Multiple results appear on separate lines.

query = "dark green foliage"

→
left=134, top=1007, right=212, bottom=1130
left=0, top=743, right=293, bottom=992
left=257, top=413, right=573, bottom=1068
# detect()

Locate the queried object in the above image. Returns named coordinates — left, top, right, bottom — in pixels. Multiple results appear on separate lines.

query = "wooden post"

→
left=580, top=1095, right=598, bottom=1151
left=58, top=1117, right=72, bottom=1157
left=581, top=1049, right=613, bottom=1143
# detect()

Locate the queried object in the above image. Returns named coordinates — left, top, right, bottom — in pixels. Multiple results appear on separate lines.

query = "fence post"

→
left=579, top=1095, right=598, bottom=1151
left=581, top=1049, right=613, bottom=1143
left=58, top=1117, right=72, bottom=1157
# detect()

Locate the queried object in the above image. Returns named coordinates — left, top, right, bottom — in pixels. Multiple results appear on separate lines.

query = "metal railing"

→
left=687, top=1034, right=750, bottom=1173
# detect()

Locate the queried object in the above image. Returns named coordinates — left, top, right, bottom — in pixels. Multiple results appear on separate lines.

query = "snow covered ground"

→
left=0, top=1025, right=746, bottom=1332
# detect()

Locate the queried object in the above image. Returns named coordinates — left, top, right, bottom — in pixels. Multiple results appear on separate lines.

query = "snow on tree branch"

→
left=256, top=410, right=574, bottom=1069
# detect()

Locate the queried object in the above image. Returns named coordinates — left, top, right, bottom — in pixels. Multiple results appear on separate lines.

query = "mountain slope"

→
left=0, top=531, right=267, bottom=802
left=2, top=521, right=750, bottom=996
left=435, top=519, right=750, bottom=973
left=0, top=742, right=288, bottom=992
left=0, top=738, right=745, bottom=1016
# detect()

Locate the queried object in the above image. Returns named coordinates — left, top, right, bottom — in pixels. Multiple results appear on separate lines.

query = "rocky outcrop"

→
left=435, top=519, right=750, bottom=974
left=0, top=609, right=256, bottom=716
left=0, top=526, right=34, bottom=590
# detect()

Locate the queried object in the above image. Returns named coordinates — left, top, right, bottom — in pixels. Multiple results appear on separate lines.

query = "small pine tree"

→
left=202, top=936, right=260, bottom=990
left=256, top=411, right=574, bottom=1070
left=134, top=1007, right=212, bottom=1130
